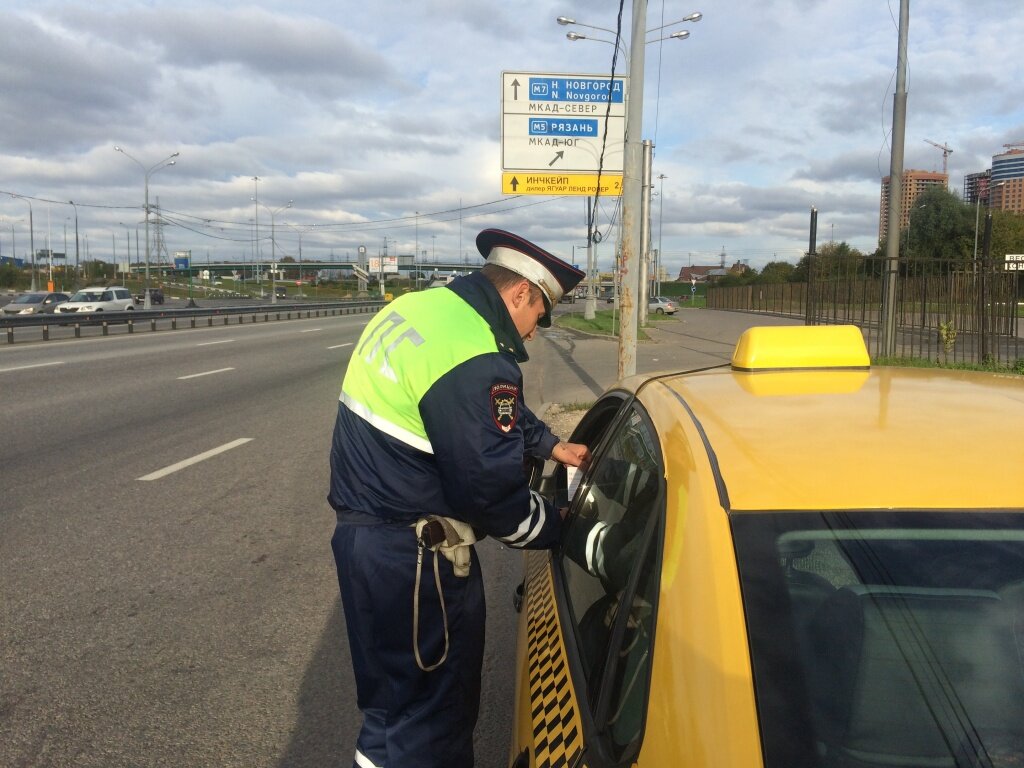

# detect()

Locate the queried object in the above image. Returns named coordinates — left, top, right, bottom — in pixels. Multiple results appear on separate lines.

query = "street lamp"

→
left=68, top=201, right=81, bottom=286
left=10, top=194, right=36, bottom=291
left=283, top=221, right=305, bottom=297
left=253, top=198, right=292, bottom=303
left=559, top=7, right=701, bottom=377
left=119, top=222, right=132, bottom=283
left=559, top=11, right=700, bottom=52
left=114, top=146, right=179, bottom=309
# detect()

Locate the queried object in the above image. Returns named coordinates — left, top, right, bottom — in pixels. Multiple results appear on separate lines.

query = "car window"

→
left=115, top=289, right=130, bottom=299
left=732, top=512, right=1024, bottom=768
left=101, top=291, right=114, bottom=301
left=558, top=402, right=664, bottom=759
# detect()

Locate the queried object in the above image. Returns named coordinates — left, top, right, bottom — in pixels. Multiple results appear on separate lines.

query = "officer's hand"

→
left=552, top=441, right=591, bottom=471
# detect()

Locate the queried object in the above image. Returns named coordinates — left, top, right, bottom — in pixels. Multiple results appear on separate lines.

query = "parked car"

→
left=55, top=286, right=135, bottom=313
left=511, top=325, right=1024, bottom=768
left=648, top=296, right=677, bottom=314
left=133, top=287, right=165, bottom=305
left=1, top=291, right=70, bottom=315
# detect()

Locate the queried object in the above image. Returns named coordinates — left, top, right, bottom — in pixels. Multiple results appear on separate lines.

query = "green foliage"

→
left=937, top=321, right=957, bottom=359
left=873, top=355, right=1024, bottom=376
left=758, top=260, right=796, bottom=284
left=904, top=187, right=975, bottom=260
left=0, top=262, right=23, bottom=288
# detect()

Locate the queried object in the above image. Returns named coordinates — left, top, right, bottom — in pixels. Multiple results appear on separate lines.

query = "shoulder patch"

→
left=490, top=382, right=520, bottom=433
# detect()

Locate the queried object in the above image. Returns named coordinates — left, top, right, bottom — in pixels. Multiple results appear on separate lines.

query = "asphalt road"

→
left=0, top=307, right=793, bottom=767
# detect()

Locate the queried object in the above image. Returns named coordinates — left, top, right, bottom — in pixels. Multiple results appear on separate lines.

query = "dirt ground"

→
left=541, top=403, right=588, bottom=442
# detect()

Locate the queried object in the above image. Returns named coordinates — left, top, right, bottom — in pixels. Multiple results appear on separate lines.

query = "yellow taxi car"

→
left=511, top=325, right=1024, bottom=768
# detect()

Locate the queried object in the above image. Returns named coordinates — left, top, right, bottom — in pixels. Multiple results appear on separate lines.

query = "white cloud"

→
left=0, top=0, right=1020, bottom=275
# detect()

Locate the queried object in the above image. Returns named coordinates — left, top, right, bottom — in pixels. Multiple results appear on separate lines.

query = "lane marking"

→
left=138, top=438, right=254, bottom=481
left=327, top=342, right=354, bottom=350
left=178, top=367, right=235, bottom=380
left=300, top=328, right=322, bottom=333
left=0, top=361, right=65, bottom=373
left=197, top=339, right=235, bottom=346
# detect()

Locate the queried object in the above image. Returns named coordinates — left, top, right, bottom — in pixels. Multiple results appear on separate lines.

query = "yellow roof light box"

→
left=731, top=325, right=870, bottom=372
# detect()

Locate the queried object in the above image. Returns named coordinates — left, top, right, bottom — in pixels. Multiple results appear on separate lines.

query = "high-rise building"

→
left=964, top=169, right=992, bottom=206
left=992, top=148, right=1024, bottom=183
left=989, top=148, right=1024, bottom=214
left=878, top=170, right=948, bottom=243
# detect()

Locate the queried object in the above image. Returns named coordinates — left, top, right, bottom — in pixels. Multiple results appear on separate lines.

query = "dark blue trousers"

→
left=331, top=519, right=485, bottom=768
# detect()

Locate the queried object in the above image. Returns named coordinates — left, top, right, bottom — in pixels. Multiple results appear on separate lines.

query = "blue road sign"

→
left=528, top=118, right=598, bottom=136
left=528, top=77, right=625, bottom=104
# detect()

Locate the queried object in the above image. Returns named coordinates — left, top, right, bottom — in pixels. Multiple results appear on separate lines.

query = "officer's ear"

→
left=511, top=279, right=533, bottom=309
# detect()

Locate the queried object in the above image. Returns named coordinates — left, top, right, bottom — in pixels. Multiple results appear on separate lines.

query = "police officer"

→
left=329, top=229, right=591, bottom=768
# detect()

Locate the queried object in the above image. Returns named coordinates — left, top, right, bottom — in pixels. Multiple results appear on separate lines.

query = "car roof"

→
left=632, top=326, right=1024, bottom=512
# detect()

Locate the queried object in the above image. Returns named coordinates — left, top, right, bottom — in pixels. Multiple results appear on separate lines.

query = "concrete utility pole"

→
left=881, top=0, right=910, bottom=357
left=618, top=0, right=648, bottom=380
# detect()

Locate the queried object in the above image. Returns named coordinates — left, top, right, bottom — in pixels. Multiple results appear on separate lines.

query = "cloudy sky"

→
left=0, top=0, right=1021, bottom=277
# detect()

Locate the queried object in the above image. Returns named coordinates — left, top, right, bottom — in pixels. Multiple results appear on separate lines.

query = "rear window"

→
left=731, top=511, right=1024, bottom=768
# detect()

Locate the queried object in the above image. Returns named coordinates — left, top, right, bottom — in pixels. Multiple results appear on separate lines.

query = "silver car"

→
left=648, top=296, right=678, bottom=314
left=2, top=291, right=71, bottom=315
left=56, top=287, right=136, bottom=313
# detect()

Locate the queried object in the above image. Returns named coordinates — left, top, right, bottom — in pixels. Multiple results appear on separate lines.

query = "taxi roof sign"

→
left=731, top=325, right=870, bottom=372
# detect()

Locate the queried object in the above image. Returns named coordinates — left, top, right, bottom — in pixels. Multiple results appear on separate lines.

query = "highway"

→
left=0, top=311, right=526, bottom=767
left=0, top=306, right=768, bottom=767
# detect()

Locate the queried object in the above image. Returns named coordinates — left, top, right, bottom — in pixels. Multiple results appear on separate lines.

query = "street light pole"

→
left=69, top=201, right=80, bottom=287
left=657, top=173, right=666, bottom=298
left=10, top=194, right=36, bottom=291
left=114, top=147, right=179, bottom=309
left=255, top=199, right=293, bottom=303
left=561, top=7, right=700, bottom=377
left=618, top=0, right=649, bottom=379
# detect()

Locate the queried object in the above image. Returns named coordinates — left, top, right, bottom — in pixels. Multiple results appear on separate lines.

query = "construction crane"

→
left=924, top=139, right=954, bottom=174
left=1003, top=141, right=1024, bottom=151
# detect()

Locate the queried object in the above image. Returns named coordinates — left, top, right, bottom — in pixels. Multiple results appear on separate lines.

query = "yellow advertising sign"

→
left=502, top=172, right=623, bottom=197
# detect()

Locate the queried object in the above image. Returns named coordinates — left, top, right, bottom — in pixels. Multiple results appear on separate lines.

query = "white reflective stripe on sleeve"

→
left=341, top=391, right=434, bottom=454
left=498, top=490, right=548, bottom=548
left=586, top=521, right=610, bottom=578
left=355, top=750, right=383, bottom=768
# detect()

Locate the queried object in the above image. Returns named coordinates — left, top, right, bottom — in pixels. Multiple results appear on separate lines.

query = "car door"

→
left=512, top=394, right=665, bottom=768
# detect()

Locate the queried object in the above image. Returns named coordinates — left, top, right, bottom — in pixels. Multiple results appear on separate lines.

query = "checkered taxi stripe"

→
left=524, top=551, right=586, bottom=768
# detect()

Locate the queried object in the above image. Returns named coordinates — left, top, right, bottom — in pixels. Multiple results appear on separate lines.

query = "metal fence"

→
left=1, top=299, right=385, bottom=344
left=708, top=256, right=1023, bottom=365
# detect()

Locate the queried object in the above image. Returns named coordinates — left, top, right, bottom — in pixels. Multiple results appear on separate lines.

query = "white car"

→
left=56, top=287, right=136, bottom=314
left=648, top=296, right=678, bottom=314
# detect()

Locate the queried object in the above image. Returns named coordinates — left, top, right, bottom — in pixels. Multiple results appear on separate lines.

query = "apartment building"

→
left=878, top=170, right=948, bottom=242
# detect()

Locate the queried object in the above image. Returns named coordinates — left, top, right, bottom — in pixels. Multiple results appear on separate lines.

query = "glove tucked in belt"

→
left=412, top=515, right=478, bottom=671
left=415, top=515, right=477, bottom=577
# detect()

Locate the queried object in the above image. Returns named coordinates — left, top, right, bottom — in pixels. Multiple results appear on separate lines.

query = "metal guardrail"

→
left=1, top=300, right=385, bottom=344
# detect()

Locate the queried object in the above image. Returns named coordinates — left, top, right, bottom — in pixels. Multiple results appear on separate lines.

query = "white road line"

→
left=327, top=342, right=354, bottom=350
left=0, top=361, right=65, bottom=373
left=177, top=367, right=235, bottom=380
left=196, top=339, right=235, bottom=346
left=300, top=328, right=323, bottom=333
left=137, top=438, right=253, bottom=481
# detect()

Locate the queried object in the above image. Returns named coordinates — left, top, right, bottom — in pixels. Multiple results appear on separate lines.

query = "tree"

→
left=757, top=261, right=796, bottom=284
left=988, top=209, right=1024, bottom=261
left=904, top=187, right=974, bottom=261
